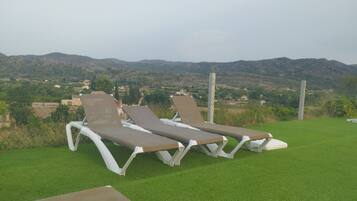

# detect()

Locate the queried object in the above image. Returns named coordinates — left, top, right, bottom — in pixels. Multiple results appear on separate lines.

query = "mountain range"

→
left=1, top=52, right=356, bottom=89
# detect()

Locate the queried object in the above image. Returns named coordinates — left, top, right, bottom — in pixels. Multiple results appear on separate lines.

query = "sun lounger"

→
left=171, top=95, right=272, bottom=158
left=65, top=92, right=184, bottom=175
left=37, top=186, right=130, bottom=201
left=122, top=105, right=227, bottom=165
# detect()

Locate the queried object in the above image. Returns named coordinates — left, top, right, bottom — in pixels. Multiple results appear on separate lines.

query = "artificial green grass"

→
left=1, top=118, right=357, bottom=201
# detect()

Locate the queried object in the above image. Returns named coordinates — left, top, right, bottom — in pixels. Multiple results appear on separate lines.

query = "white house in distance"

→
left=0, top=113, right=11, bottom=128
left=81, top=80, right=91, bottom=90
left=61, top=95, right=82, bottom=106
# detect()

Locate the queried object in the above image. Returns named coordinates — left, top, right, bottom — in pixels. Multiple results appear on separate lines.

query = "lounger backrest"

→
left=80, top=93, right=122, bottom=130
left=122, top=106, right=163, bottom=128
left=171, top=95, right=204, bottom=124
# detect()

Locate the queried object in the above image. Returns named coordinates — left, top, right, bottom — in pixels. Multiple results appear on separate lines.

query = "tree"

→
left=324, top=97, right=355, bottom=117
left=122, top=85, right=141, bottom=104
left=6, top=86, right=33, bottom=125
left=92, top=76, right=113, bottom=94
left=340, top=76, right=357, bottom=99
left=114, top=81, right=120, bottom=100
left=51, top=104, right=70, bottom=123
left=90, top=77, right=96, bottom=91
left=144, top=90, right=170, bottom=105
left=0, top=101, right=8, bottom=115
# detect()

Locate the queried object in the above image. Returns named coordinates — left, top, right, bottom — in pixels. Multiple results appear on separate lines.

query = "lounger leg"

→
left=198, top=137, right=228, bottom=157
left=197, top=145, right=213, bottom=156
left=212, top=137, right=228, bottom=156
left=66, top=122, right=144, bottom=176
left=120, top=146, right=144, bottom=176
left=247, top=134, right=273, bottom=152
left=74, top=132, right=81, bottom=150
left=174, top=140, right=198, bottom=166
left=80, top=127, right=123, bottom=174
left=155, top=142, right=184, bottom=166
left=66, top=123, right=78, bottom=151
left=214, top=136, right=251, bottom=159
left=81, top=128, right=144, bottom=175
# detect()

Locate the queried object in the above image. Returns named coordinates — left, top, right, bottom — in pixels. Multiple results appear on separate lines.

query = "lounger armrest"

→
left=121, top=120, right=152, bottom=133
left=160, top=119, right=200, bottom=130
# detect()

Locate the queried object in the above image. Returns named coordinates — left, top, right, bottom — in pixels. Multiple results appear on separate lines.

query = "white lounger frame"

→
left=347, top=119, right=357, bottom=123
left=66, top=121, right=184, bottom=176
left=123, top=120, right=228, bottom=165
left=164, top=113, right=272, bottom=159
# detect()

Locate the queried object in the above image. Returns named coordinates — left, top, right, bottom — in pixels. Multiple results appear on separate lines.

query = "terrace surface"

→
left=1, top=118, right=356, bottom=201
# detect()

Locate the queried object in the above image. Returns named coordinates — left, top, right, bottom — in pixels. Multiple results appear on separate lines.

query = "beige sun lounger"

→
left=122, top=105, right=228, bottom=164
left=171, top=95, right=272, bottom=158
left=65, top=92, right=184, bottom=175
left=38, top=186, right=130, bottom=201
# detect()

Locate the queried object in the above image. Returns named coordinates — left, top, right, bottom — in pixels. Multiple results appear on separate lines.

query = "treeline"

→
left=1, top=75, right=357, bottom=150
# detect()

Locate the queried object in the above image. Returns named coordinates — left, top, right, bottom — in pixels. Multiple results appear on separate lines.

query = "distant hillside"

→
left=1, top=52, right=356, bottom=89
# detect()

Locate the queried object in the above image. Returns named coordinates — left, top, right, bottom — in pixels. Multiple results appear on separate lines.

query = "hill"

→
left=0, top=52, right=356, bottom=89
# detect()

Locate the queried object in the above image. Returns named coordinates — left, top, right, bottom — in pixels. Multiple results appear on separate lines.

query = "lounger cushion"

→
left=94, top=126, right=180, bottom=153
left=143, top=124, right=224, bottom=145
left=171, top=95, right=205, bottom=124
left=192, top=122, right=270, bottom=141
left=172, top=95, right=271, bottom=141
left=38, top=186, right=130, bottom=201
left=81, top=93, right=179, bottom=153
left=123, top=106, right=224, bottom=145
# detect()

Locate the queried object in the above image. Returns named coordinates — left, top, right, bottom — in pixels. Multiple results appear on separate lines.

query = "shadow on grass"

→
left=73, top=139, right=256, bottom=180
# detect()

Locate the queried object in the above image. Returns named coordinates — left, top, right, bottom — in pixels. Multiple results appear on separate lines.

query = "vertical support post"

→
left=298, top=80, right=306, bottom=120
left=208, top=69, right=216, bottom=124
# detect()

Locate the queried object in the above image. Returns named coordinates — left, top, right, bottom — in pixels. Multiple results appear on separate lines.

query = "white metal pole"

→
left=208, top=71, right=216, bottom=124
left=298, top=80, right=306, bottom=120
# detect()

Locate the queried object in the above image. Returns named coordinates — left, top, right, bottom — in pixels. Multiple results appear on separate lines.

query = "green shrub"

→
left=234, top=105, right=274, bottom=126
left=91, top=75, right=113, bottom=94
left=324, top=97, right=356, bottom=117
left=213, top=104, right=274, bottom=126
left=0, top=101, right=8, bottom=115
left=272, top=106, right=297, bottom=121
left=0, top=106, right=89, bottom=150
left=51, top=105, right=70, bottom=122
left=0, top=123, right=67, bottom=150
left=144, top=90, right=170, bottom=105
left=149, top=105, right=175, bottom=119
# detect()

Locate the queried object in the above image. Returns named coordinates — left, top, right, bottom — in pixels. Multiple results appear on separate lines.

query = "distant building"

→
left=71, top=95, right=81, bottom=106
left=118, top=86, right=127, bottom=92
left=176, top=89, right=189, bottom=96
left=32, top=102, right=60, bottom=118
left=61, top=95, right=82, bottom=106
left=73, top=87, right=82, bottom=92
left=140, top=86, right=150, bottom=92
left=260, top=100, right=267, bottom=106
left=61, top=99, right=71, bottom=105
left=281, top=87, right=296, bottom=92
left=81, top=85, right=90, bottom=90
left=239, top=95, right=249, bottom=101
left=82, top=80, right=91, bottom=87
left=222, top=100, right=240, bottom=105
left=54, top=84, right=61, bottom=88
left=15, top=78, right=30, bottom=81
left=0, top=113, right=11, bottom=128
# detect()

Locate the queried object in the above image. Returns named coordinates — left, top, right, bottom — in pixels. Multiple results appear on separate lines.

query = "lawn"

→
left=1, top=118, right=357, bottom=201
